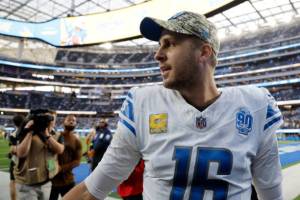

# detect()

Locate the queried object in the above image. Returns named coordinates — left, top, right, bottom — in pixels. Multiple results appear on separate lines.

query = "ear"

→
left=200, top=44, right=214, bottom=59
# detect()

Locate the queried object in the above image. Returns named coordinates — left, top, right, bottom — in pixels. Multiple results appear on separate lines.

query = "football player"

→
left=64, top=11, right=283, bottom=200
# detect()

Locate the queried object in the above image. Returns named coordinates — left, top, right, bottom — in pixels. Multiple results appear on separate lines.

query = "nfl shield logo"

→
left=196, top=116, right=206, bottom=129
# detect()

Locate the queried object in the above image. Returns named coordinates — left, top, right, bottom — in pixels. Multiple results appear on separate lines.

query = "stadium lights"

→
left=217, top=29, right=226, bottom=40
left=15, top=86, right=54, bottom=92
left=0, top=108, right=97, bottom=115
left=280, top=13, right=293, bottom=24
left=0, top=87, right=12, bottom=92
left=11, top=85, right=80, bottom=94
left=294, top=13, right=300, bottom=19
left=32, top=73, right=54, bottom=80
left=247, top=22, right=257, bottom=32
left=265, top=19, right=277, bottom=27
left=101, top=42, right=113, bottom=49
left=231, top=27, right=242, bottom=36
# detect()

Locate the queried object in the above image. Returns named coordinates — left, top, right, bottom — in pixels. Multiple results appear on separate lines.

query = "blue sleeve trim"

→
left=121, top=99, right=134, bottom=122
left=120, top=118, right=136, bottom=136
left=266, top=104, right=279, bottom=119
left=127, top=92, right=133, bottom=99
left=264, top=116, right=282, bottom=131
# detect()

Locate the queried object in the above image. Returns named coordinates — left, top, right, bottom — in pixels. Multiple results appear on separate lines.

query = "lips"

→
left=160, top=65, right=171, bottom=75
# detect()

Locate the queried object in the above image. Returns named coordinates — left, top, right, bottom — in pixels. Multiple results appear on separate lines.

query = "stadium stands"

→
left=1, top=12, right=300, bottom=140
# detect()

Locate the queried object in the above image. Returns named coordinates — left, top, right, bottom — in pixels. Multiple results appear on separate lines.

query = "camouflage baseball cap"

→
left=140, top=11, right=220, bottom=55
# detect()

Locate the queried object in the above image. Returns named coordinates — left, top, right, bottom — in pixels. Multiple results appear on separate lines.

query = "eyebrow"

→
left=159, top=35, right=174, bottom=45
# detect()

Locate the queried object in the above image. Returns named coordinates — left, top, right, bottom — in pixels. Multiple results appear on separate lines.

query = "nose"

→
left=154, top=47, right=166, bottom=62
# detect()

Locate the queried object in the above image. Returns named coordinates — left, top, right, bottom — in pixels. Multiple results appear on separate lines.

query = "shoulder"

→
left=223, top=85, right=270, bottom=107
left=74, top=135, right=82, bottom=147
left=71, top=132, right=80, bottom=139
left=105, top=128, right=112, bottom=134
left=128, top=85, right=176, bottom=104
left=129, top=85, right=170, bottom=97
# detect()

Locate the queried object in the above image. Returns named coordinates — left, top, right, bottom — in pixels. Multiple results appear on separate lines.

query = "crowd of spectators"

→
left=2, top=21, right=300, bottom=87
left=54, top=18, right=300, bottom=67
left=1, top=53, right=300, bottom=86
left=55, top=50, right=155, bottom=66
left=0, top=91, right=121, bottom=113
left=1, top=105, right=299, bottom=133
left=271, top=87, right=300, bottom=101
left=220, top=18, right=300, bottom=52
left=1, top=83, right=300, bottom=132
left=1, top=16, right=300, bottom=136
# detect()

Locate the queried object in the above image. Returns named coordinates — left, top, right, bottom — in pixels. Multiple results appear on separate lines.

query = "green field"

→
left=0, top=136, right=89, bottom=172
left=2, top=138, right=300, bottom=171
left=0, top=136, right=121, bottom=198
left=278, top=140, right=300, bottom=145
left=0, top=137, right=10, bottom=172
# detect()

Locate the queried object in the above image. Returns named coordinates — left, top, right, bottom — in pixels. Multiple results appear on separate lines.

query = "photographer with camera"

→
left=13, top=109, right=64, bottom=200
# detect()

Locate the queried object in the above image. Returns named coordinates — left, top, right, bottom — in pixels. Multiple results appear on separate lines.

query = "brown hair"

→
left=190, top=36, right=218, bottom=68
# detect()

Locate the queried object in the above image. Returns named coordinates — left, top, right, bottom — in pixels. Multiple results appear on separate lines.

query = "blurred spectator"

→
left=89, top=118, right=112, bottom=171
left=8, top=114, right=25, bottom=200
left=84, top=127, right=96, bottom=164
left=50, top=114, right=82, bottom=200
left=251, top=184, right=258, bottom=200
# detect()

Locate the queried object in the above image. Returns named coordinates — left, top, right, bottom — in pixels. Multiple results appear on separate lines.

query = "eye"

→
left=166, top=40, right=172, bottom=47
left=161, top=40, right=172, bottom=49
left=158, top=37, right=176, bottom=49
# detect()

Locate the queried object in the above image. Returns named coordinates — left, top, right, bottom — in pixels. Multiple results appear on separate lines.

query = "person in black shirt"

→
left=90, top=118, right=112, bottom=171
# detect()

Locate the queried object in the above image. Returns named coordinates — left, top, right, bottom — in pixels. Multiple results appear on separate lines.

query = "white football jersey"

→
left=85, top=85, right=283, bottom=200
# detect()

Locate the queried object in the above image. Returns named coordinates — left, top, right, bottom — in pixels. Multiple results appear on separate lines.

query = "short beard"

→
left=163, top=77, right=194, bottom=90
left=163, top=68, right=198, bottom=91
left=163, top=53, right=199, bottom=91
left=65, top=125, right=75, bottom=132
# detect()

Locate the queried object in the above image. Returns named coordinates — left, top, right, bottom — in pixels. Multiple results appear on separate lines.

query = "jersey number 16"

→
left=170, top=147, right=233, bottom=200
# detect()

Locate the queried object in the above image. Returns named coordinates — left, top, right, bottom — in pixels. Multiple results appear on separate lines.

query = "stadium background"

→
left=0, top=0, right=300, bottom=199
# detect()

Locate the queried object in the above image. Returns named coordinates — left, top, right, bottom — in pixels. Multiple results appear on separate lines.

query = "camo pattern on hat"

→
left=140, top=11, right=220, bottom=55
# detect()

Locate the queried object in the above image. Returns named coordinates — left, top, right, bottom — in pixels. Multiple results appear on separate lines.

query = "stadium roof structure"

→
left=0, top=0, right=300, bottom=49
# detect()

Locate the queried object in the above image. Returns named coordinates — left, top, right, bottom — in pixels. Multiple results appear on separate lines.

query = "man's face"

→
left=98, top=119, right=106, bottom=128
left=64, top=115, right=77, bottom=131
left=154, top=30, right=201, bottom=90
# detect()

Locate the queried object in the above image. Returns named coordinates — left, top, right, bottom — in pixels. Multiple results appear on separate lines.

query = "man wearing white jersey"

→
left=64, top=11, right=283, bottom=200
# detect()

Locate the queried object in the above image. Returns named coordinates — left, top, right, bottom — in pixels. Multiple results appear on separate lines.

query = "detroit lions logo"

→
left=236, top=108, right=253, bottom=135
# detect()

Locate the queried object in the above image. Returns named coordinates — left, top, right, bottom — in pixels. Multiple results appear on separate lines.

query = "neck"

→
left=63, top=130, right=72, bottom=136
left=179, top=78, right=219, bottom=109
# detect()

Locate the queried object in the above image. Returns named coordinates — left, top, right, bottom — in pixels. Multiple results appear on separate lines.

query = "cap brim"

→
left=140, top=17, right=193, bottom=41
left=140, top=17, right=165, bottom=41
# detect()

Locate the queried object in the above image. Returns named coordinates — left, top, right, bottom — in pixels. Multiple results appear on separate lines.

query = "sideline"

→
left=1, top=163, right=300, bottom=200
left=282, top=162, right=300, bottom=200
left=0, top=171, right=118, bottom=200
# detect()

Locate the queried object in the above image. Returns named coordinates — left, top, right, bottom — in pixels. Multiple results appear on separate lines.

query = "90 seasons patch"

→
left=149, top=113, right=168, bottom=134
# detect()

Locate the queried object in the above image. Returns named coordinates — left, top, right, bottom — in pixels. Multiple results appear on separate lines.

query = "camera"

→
left=16, top=109, right=54, bottom=142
